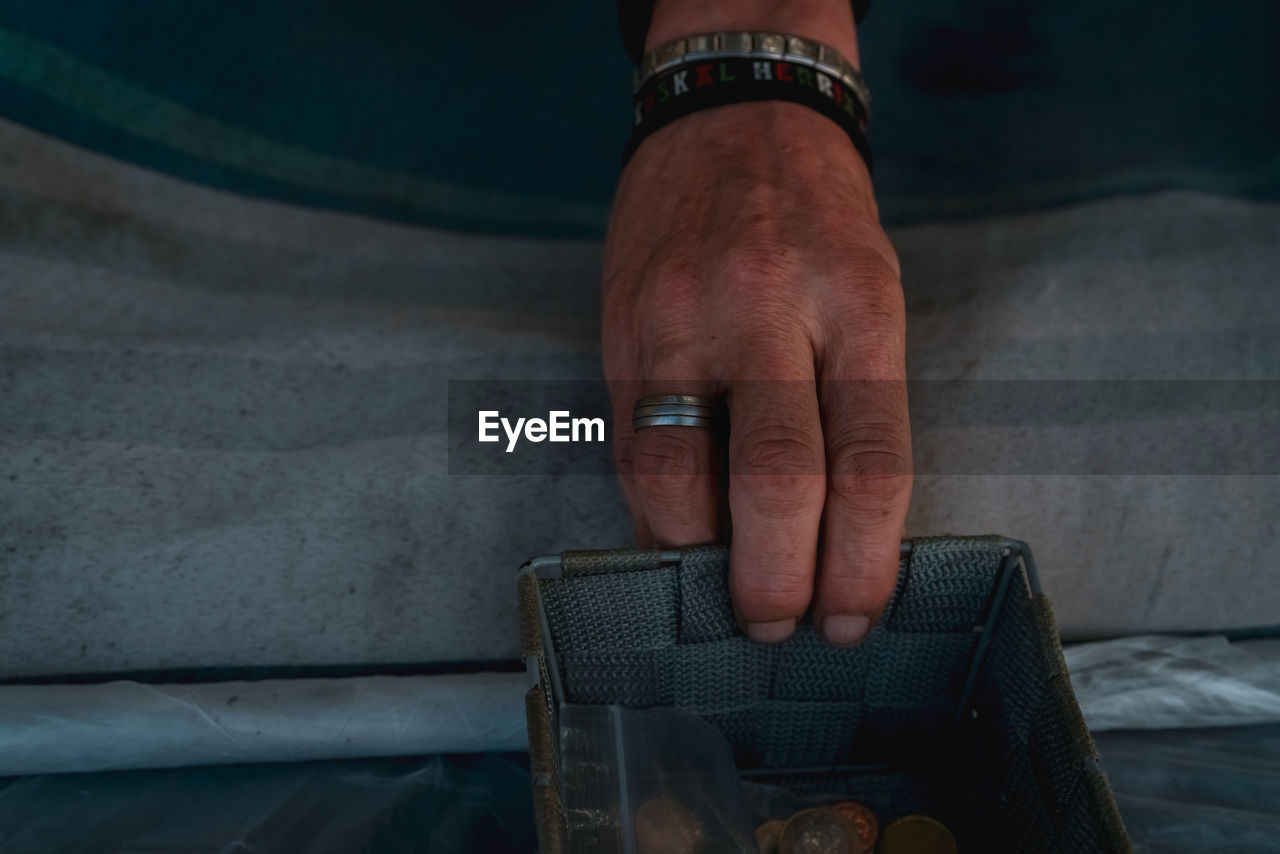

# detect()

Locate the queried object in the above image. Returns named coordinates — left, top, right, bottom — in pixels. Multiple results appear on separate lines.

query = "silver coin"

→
left=778, top=807, right=859, bottom=854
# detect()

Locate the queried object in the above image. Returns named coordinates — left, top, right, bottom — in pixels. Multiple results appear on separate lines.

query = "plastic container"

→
left=559, top=704, right=756, bottom=853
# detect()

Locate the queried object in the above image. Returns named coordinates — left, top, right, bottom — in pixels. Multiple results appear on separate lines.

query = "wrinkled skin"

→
left=603, top=99, right=912, bottom=647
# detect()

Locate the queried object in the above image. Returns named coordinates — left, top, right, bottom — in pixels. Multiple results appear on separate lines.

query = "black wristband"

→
left=623, top=56, right=872, bottom=169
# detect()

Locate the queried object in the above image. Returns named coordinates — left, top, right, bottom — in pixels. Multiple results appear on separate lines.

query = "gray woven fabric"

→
left=676, top=560, right=739, bottom=643
left=541, top=565, right=679, bottom=654
left=533, top=536, right=1130, bottom=853
left=772, top=627, right=868, bottom=701
left=559, top=650, right=666, bottom=707
left=666, top=639, right=775, bottom=713
left=890, top=534, right=1009, bottom=632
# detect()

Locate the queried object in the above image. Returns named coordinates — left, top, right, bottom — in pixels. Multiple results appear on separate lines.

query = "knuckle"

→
left=828, top=422, right=912, bottom=503
left=838, top=275, right=905, bottom=328
left=736, top=427, right=825, bottom=478
left=729, top=319, right=814, bottom=368
left=824, top=238, right=903, bottom=303
left=732, top=428, right=825, bottom=518
left=646, top=255, right=704, bottom=305
left=822, top=280, right=907, bottom=378
left=842, top=232, right=902, bottom=284
left=829, top=471, right=911, bottom=504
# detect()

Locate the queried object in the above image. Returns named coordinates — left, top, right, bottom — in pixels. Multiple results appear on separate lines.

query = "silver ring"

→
left=636, top=394, right=711, bottom=407
left=633, top=403, right=712, bottom=418
left=632, top=394, right=716, bottom=431
left=633, top=414, right=712, bottom=429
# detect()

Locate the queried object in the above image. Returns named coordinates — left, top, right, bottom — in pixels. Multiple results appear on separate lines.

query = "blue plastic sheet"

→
left=0, top=753, right=536, bottom=854
left=2, top=727, right=1278, bottom=852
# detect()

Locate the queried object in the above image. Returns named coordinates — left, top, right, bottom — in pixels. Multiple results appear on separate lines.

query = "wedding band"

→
left=633, top=403, right=711, bottom=417
left=632, top=394, right=716, bottom=431
left=633, top=414, right=712, bottom=429
left=636, top=394, right=710, bottom=408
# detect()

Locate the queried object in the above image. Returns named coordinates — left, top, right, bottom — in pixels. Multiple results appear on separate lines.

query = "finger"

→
left=727, top=366, right=826, bottom=644
left=625, top=379, right=722, bottom=547
left=610, top=412, right=652, bottom=544
left=813, top=375, right=913, bottom=646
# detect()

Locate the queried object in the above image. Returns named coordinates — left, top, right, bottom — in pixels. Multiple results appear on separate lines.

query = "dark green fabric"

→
left=0, top=2, right=1275, bottom=236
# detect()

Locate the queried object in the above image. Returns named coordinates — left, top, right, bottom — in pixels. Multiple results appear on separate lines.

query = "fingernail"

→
left=822, top=614, right=871, bottom=646
left=747, top=619, right=796, bottom=644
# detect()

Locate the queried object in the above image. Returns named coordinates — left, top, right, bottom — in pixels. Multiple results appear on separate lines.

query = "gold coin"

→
left=877, top=815, right=958, bottom=854
left=830, top=801, right=879, bottom=850
left=778, top=806, right=862, bottom=854
left=633, top=797, right=706, bottom=854
left=755, top=818, right=786, bottom=854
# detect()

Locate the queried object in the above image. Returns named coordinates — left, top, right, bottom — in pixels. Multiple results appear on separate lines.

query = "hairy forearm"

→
left=645, top=0, right=859, bottom=67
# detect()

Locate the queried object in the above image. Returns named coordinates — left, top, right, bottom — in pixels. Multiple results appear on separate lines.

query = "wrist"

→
left=646, top=0, right=859, bottom=68
left=625, top=102, right=877, bottom=214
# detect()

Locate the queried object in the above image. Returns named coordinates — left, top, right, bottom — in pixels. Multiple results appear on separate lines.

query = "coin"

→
left=830, top=801, right=879, bottom=850
left=755, top=819, right=785, bottom=854
left=877, top=815, right=958, bottom=854
left=633, top=797, right=706, bottom=854
left=778, top=807, right=862, bottom=854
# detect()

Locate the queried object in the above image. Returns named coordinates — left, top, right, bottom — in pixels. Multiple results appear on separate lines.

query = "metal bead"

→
left=784, top=35, right=818, bottom=62
left=755, top=33, right=786, bottom=56
left=684, top=34, right=713, bottom=60
left=719, top=31, right=754, bottom=56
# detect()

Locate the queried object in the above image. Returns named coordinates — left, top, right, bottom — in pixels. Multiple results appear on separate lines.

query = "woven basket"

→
left=519, top=536, right=1130, bottom=853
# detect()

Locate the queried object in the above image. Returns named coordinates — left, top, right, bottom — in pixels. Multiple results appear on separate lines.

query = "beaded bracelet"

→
left=624, top=32, right=872, bottom=169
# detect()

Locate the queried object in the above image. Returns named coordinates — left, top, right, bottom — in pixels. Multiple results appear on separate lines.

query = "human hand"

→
left=602, top=1, right=911, bottom=647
